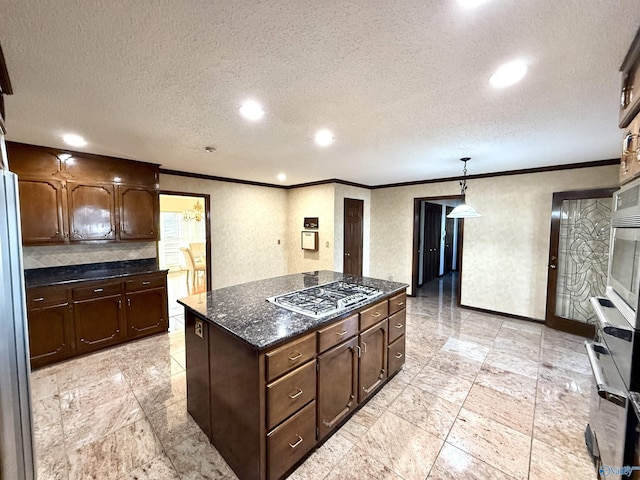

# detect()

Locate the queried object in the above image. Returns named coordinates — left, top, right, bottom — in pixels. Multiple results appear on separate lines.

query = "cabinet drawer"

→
left=388, top=310, right=406, bottom=344
left=359, top=300, right=388, bottom=330
left=266, top=333, right=316, bottom=382
left=388, top=292, right=406, bottom=315
left=267, top=400, right=316, bottom=480
left=388, top=334, right=406, bottom=378
left=27, top=286, right=68, bottom=308
left=72, top=282, right=122, bottom=300
left=317, top=314, right=358, bottom=353
left=125, top=274, right=166, bottom=292
left=266, top=360, right=316, bottom=430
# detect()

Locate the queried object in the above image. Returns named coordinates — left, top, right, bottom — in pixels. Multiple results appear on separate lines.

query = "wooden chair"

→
left=180, top=247, right=206, bottom=294
left=189, top=242, right=206, bottom=264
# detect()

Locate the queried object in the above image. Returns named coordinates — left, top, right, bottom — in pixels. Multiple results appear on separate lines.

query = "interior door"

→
left=444, top=207, right=455, bottom=274
left=343, top=198, right=363, bottom=276
left=545, top=187, right=617, bottom=337
left=422, top=202, right=442, bottom=284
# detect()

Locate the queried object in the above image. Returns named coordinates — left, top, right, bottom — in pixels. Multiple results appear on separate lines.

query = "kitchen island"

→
left=178, top=270, right=408, bottom=480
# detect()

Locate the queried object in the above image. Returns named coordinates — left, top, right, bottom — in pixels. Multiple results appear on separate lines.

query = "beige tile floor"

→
left=31, top=273, right=597, bottom=479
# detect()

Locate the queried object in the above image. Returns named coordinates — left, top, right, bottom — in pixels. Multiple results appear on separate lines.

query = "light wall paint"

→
left=370, top=164, right=619, bottom=320
left=286, top=184, right=335, bottom=274
left=160, top=174, right=288, bottom=289
left=159, top=194, right=204, bottom=213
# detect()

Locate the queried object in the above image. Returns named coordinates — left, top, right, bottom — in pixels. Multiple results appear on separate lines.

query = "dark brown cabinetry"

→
left=26, top=286, right=74, bottom=368
left=620, top=28, right=640, bottom=128
left=317, top=336, right=358, bottom=440
left=8, top=142, right=159, bottom=245
left=358, top=319, right=388, bottom=403
left=26, top=271, right=168, bottom=368
left=183, top=289, right=406, bottom=480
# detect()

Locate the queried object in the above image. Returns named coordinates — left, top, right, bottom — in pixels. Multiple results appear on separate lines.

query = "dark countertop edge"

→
left=630, top=391, right=640, bottom=420
left=25, top=259, right=168, bottom=288
left=177, top=283, right=408, bottom=352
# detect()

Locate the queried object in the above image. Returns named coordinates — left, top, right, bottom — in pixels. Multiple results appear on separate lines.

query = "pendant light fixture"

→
left=447, top=157, right=481, bottom=218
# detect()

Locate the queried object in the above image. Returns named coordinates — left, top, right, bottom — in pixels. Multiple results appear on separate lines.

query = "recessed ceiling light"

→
left=239, top=100, right=265, bottom=121
left=314, top=129, right=334, bottom=147
left=489, top=61, right=529, bottom=88
left=458, top=0, right=490, bottom=7
left=62, top=134, right=87, bottom=147
left=277, top=173, right=287, bottom=182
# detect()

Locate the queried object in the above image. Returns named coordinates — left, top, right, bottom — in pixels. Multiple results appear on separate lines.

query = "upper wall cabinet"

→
left=620, top=28, right=640, bottom=128
left=8, top=143, right=160, bottom=245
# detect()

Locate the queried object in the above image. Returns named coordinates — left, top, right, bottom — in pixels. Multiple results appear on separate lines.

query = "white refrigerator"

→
left=0, top=133, right=35, bottom=479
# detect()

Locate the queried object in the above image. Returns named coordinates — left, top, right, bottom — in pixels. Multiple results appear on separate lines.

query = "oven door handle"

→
left=584, top=341, right=628, bottom=408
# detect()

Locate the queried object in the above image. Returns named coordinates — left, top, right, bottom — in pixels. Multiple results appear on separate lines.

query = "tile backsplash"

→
left=23, top=242, right=158, bottom=269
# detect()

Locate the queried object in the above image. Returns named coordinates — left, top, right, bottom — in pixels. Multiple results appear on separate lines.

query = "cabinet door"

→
left=317, top=336, right=357, bottom=440
left=118, top=186, right=159, bottom=240
left=67, top=182, right=116, bottom=241
left=18, top=179, right=66, bottom=245
left=125, top=287, right=168, bottom=339
left=28, top=304, right=73, bottom=368
left=358, top=319, right=388, bottom=403
left=73, top=295, right=125, bottom=354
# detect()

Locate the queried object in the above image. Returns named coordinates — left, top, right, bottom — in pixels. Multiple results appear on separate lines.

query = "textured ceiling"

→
left=0, top=1, right=638, bottom=186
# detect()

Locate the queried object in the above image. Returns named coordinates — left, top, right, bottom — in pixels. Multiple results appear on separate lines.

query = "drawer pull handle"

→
left=362, top=341, right=367, bottom=354
left=288, top=435, right=303, bottom=449
left=288, top=388, right=303, bottom=399
left=395, top=352, right=403, bottom=359
left=142, top=281, right=151, bottom=285
left=395, top=323, right=403, bottom=329
left=33, top=297, right=44, bottom=302
left=336, top=329, right=347, bottom=336
left=93, top=288, right=104, bottom=293
left=396, top=301, right=404, bottom=306
left=288, top=352, right=302, bottom=361
left=372, top=312, right=381, bottom=317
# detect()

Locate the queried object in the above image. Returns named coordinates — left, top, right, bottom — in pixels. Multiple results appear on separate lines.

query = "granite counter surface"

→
left=25, top=258, right=166, bottom=288
left=177, top=270, right=408, bottom=351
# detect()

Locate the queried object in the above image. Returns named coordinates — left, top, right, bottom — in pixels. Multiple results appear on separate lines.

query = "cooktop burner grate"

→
left=267, top=281, right=383, bottom=318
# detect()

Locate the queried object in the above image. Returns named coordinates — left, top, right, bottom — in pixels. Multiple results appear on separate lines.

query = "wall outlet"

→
left=389, top=276, right=394, bottom=281
left=325, top=241, right=329, bottom=248
left=277, top=239, right=281, bottom=245
left=195, top=320, right=203, bottom=338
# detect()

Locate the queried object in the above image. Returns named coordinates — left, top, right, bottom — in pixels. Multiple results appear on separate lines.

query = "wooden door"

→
left=343, top=198, right=363, bottom=276
left=28, top=304, right=73, bottom=368
left=73, top=295, right=125, bottom=354
left=119, top=186, right=159, bottom=240
left=422, top=202, right=442, bottom=283
left=546, top=188, right=617, bottom=337
left=444, top=207, right=455, bottom=274
left=317, top=336, right=358, bottom=439
left=126, top=288, right=168, bottom=339
left=67, top=182, right=116, bottom=241
left=17, top=178, right=66, bottom=244
left=358, top=319, right=388, bottom=403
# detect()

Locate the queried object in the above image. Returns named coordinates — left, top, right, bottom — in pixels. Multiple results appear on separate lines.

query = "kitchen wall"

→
left=370, top=164, right=619, bottom=320
left=286, top=184, right=335, bottom=274
left=159, top=174, right=288, bottom=289
left=23, top=242, right=157, bottom=269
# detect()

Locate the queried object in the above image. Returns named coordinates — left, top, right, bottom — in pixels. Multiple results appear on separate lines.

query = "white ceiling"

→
left=1, top=1, right=638, bottom=186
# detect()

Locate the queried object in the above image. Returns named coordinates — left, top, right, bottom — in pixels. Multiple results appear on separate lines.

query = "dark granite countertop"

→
left=25, top=258, right=166, bottom=288
left=630, top=392, right=640, bottom=420
left=177, top=270, right=408, bottom=351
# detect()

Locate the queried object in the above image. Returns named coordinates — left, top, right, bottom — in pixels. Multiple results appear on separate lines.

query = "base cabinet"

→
left=317, top=337, right=358, bottom=439
left=26, top=271, right=168, bottom=368
left=28, top=303, right=73, bottom=368
left=185, top=288, right=407, bottom=480
left=73, top=294, right=125, bottom=354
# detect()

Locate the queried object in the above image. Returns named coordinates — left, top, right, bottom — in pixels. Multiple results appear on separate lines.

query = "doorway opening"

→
left=343, top=198, right=364, bottom=276
left=411, top=195, right=464, bottom=298
left=158, top=192, right=212, bottom=321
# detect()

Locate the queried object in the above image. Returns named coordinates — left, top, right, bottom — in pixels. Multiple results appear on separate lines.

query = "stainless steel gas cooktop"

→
left=267, top=281, right=383, bottom=319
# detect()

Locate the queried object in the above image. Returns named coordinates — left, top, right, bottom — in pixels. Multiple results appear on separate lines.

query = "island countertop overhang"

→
left=177, top=270, right=408, bottom=351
